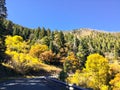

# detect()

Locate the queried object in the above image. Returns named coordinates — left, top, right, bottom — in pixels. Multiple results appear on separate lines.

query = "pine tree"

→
left=40, top=27, right=46, bottom=39
left=73, top=36, right=79, bottom=54
left=49, top=41, right=53, bottom=51
left=46, top=28, right=51, bottom=37
left=0, top=0, right=7, bottom=61
left=12, top=26, right=19, bottom=36
left=114, top=45, right=119, bottom=59
left=0, top=0, right=7, bottom=18
left=56, top=31, right=65, bottom=48
left=34, top=27, right=41, bottom=39
left=49, top=32, right=54, bottom=51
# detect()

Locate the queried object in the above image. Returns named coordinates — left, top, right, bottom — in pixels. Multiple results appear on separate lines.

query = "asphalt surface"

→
left=0, top=77, right=68, bottom=90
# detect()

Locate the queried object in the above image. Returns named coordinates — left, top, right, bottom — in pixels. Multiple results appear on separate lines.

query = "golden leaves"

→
left=67, top=54, right=110, bottom=90
left=29, top=44, right=48, bottom=58
left=5, top=35, right=29, bottom=53
left=110, top=73, right=120, bottom=90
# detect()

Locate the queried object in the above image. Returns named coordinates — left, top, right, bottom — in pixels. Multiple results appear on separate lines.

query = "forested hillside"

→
left=1, top=0, right=120, bottom=89
left=0, top=19, right=120, bottom=89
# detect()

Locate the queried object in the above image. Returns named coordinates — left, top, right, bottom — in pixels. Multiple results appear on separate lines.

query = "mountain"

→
left=64, top=28, right=120, bottom=37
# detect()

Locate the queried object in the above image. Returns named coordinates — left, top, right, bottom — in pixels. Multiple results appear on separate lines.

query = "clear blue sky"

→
left=6, top=0, right=120, bottom=32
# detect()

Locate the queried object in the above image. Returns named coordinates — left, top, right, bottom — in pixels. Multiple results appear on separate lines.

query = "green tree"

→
left=49, top=41, right=53, bottom=51
left=59, top=70, right=68, bottom=82
left=39, top=36, right=50, bottom=46
left=73, top=36, right=79, bottom=54
left=49, top=32, right=54, bottom=51
left=114, top=45, right=119, bottom=59
left=34, top=27, right=41, bottom=39
left=56, top=31, right=65, bottom=48
left=40, top=27, right=46, bottom=39
left=46, top=28, right=51, bottom=37
left=12, top=26, right=19, bottom=36
left=0, top=0, right=7, bottom=18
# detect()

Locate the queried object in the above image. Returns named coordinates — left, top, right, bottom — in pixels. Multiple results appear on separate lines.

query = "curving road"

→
left=0, top=77, right=68, bottom=90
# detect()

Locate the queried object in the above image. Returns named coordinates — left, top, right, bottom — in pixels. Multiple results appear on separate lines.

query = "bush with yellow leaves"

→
left=67, top=70, right=85, bottom=86
left=110, top=73, right=120, bottom=90
left=5, top=51, right=41, bottom=74
left=100, top=85, right=109, bottom=90
left=84, top=53, right=109, bottom=89
left=66, top=53, right=110, bottom=90
left=5, top=35, right=29, bottom=53
left=29, top=44, right=48, bottom=58
left=64, top=52, right=80, bottom=73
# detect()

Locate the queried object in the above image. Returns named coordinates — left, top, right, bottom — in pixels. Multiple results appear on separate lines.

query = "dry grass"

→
left=2, top=61, right=62, bottom=76
left=39, top=63, right=62, bottom=74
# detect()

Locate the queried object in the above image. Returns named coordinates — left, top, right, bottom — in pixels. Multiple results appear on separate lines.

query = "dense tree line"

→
left=2, top=19, right=120, bottom=60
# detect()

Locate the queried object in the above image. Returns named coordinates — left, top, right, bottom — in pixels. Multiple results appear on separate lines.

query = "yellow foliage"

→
left=40, top=50, right=55, bottom=63
left=5, top=35, right=23, bottom=45
left=85, top=54, right=109, bottom=89
left=4, top=35, right=60, bottom=75
left=85, top=54, right=109, bottom=76
left=5, top=35, right=29, bottom=53
left=100, top=85, right=109, bottom=90
left=29, top=44, right=48, bottom=58
left=39, top=63, right=61, bottom=73
left=70, top=70, right=80, bottom=85
left=67, top=54, right=109, bottom=89
left=66, top=52, right=77, bottom=61
left=2, top=63, right=14, bottom=69
left=5, top=49, right=61, bottom=75
left=5, top=51, right=42, bottom=74
left=109, top=60, right=120, bottom=76
left=86, top=54, right=108, bottom=71
left=110, top=73, right=120, bottom=90
left=64, top=52, right=80, bottom=72
left=66, top=70, right=87, bottom=87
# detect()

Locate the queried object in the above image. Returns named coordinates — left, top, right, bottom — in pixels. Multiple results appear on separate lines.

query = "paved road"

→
left=0, top=77, right=68, bottom=90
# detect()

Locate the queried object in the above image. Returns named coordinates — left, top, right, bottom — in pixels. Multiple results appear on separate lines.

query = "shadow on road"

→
left=0, top=78, right=68, bottom=90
